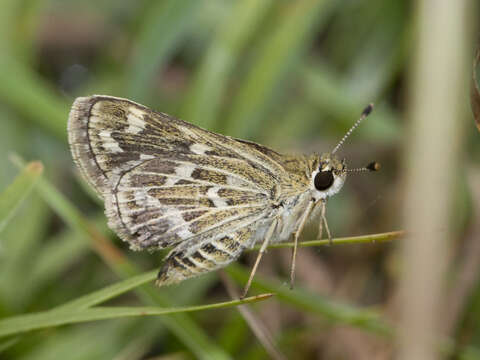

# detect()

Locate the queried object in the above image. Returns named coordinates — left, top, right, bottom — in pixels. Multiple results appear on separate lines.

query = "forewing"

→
left=68, top=95, right=287, bottom=250
left=68, top=95, right=207, bottom=197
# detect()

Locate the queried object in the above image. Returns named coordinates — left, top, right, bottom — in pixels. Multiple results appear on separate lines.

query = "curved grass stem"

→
left=252, top=230, right=404, bottom=251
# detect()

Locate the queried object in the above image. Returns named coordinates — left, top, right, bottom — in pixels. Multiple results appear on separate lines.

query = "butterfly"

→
left=68, top=95, right=378, bottom=297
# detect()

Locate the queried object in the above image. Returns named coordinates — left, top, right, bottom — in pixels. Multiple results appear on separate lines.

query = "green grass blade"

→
left=19, top=321, right=146, bottom=360
left=255, top=230, right=404, bottom=250
left=0, top=294, right=273, bottom=338
left=24, top=228, right=91, bottom=290
left=0, top=57, right=69, bottom=140
left=55, top=270, right=157, bottom=312
left=0, top=161, right=43, bottom=233
left=181, top=0, right=274, bottom=128
left=0, top=194, right=50, bottom=309
left=125, top=0, right=200, bottom=102
left=0, top=337, right=18, bottom=353
left=224, top=0, right=334, bottom=137
left=20, top=216, right=107, bottom=302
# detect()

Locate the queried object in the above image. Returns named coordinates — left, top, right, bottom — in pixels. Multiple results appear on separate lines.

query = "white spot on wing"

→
left=207, top=187, right=229, bottom=208
left=98, top=130, right=123, bottom=153
left=164, top=209, right=195, bottom=240
left=140, top=154, right=155, bottom=160
left=164, top=164, right=196, bottom=186
left=126, top=107, right=146, bottom=134
left=226, top=175, right=252, bottom=189
left=103, top=142, right=123, bottom=153
left=176, top=227, right=195, bottom=240
left=175, top=163, right=195, bottom=178
left=190, top=143, right=212, bottom=155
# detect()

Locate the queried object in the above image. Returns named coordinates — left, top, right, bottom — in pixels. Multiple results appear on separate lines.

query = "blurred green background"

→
left=0, top=1, right=478, bottom=359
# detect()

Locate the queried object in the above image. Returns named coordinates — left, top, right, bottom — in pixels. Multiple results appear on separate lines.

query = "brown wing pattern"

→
left=68, top=96, right=289, bottom=252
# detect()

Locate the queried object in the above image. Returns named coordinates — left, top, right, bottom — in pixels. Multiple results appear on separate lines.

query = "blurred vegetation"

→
left=0, top=1, right=478, bottom=359
left=473, top=43, right=480, bottom=132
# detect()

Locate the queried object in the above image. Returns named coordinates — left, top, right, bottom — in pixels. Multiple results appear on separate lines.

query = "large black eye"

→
left=314, top=171, right=334, bottom=191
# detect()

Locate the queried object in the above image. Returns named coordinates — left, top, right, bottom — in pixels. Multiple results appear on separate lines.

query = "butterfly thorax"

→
left=268, top=152, right=346, bottom=242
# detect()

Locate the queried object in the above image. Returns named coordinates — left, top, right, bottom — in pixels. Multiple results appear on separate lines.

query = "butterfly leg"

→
left=321, top=199, right=332, bottom=244
left=317, top=199, right=332, bottom=244
left=290, top=200, right=315, bottom=290
left=241, top=219, right=278, bottom=299
left=316, top=200, right=324, bottom=240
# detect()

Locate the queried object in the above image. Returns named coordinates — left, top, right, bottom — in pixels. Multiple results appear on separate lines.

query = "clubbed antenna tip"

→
left=331, top=102, right=375, bottom=155
left=362, top=103, right=374, bottom=117
left=366, top=161, right=381, bottom=171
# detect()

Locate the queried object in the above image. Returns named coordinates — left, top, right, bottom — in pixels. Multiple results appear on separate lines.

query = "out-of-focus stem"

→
left=398, top=1, right=471, bottom=360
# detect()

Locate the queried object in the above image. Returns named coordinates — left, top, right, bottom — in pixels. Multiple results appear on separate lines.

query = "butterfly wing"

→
left=68, top=96, right=289, bottom=256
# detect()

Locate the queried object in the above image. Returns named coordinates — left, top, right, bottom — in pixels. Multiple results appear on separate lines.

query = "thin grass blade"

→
left=224, top=0, right=334, bottom=137
left=0, top=294, right=273, bottom=338
left=125, top=0, right=200, bottom=102
left=0, top=161, right=43, bottom=233
left=181, top=0, right=274, bottom=129
left=55, top=270, right=157, bottom=312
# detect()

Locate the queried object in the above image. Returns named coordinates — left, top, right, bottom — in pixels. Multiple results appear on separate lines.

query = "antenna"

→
left=331, top=103, right=374, bottom=155
left=346, top=161, right=381, bottom=173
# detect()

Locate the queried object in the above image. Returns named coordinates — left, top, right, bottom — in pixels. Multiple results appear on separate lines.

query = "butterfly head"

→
left=310, top=103, right=380, bottom=201
left=311, top=153, right=347, bottom=200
